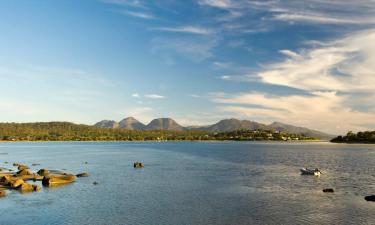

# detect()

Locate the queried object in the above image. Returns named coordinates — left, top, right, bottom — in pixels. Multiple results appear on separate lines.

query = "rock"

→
left=16, top=169, right=33, bottom=176
left=76, top=172, right=89, bottom=177
left=37, top=168, right=49, bottom=176
left=93, top=181, right=98, bottom=185
left=323, top=188, right=334, bottom=193
left=19, top=183, right=35, bottom=192
left=0, top=175, right=12, bottom=183
left=4, top=162, right=8, bottom=164
left=33, top=184, right=41, bottom=192
left=364, top=195, right=375, bottom=202
left=13, top=163, right=19, bottom=167
left=10, top=179, right=24, bottom=188
left=18, top=164, right=29, bottom=170
left=0, top=190, right=6, bottom=198
left=42, top=174, right=76, bottom=187
left=133, top=162, right=144, bottom=168
left=84, top=162, right=88, bottom=164
left=31, top=163, right=40, bottom=166
left=18, top=174, right=44, bottom=181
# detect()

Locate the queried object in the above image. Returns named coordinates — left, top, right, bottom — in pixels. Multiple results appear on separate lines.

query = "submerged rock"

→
left=364, top=195, right=375, bottom=202
left=0, top=190, right=6, bottom=198
left=31, top=163, right=40, bottom=166
left=42, top=174, right=76, bottom=187
left=76, top=172, right=89, bottom=177
left=37, top=168, right=49, bottom=176
left=93, top=181, right=98, bottom=185
left=323, top=188, right=334, bottom=193
left=133, top=162, right=144, bottom=168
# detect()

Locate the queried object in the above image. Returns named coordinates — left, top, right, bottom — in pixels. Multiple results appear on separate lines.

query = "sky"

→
left=0, top=0, right=375, bottom=134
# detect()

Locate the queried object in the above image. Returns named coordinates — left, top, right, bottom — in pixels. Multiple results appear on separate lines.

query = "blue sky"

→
left=1, top=0, right=375, bottom=134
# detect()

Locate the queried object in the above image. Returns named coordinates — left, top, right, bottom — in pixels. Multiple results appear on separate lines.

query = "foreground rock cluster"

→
left=0, top=163, right=88, bottom=198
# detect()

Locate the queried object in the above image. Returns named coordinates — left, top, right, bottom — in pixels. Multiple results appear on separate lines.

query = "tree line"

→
left=0, top=122, right=315, bottom=141
left=331, top=131, right=375, bottom=143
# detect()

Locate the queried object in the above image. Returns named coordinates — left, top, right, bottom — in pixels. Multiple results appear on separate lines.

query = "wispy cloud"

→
left=259, top=29, right=375, bottom=92
left=144, top=94, right=165, bottom=99
left=273, top=13, right=375, bottom=25
left=198, top=0, right=233, bottom=9
left=122, top=10, right=154, bottom=19
left=151, top=26, right=213, bottom=35
left=100, top=0, right=144, bottom=8
left=212, top=28, right=375, bottom=133
left=131, top=93, right=140, bottom=98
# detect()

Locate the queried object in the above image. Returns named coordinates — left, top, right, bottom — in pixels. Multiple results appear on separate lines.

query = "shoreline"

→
left=0, top=140, right=330, bottom=143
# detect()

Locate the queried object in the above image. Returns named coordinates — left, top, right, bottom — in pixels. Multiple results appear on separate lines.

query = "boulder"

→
left=19, top=174, right=44, bottom=181
left=33, top=184, right=41, bottom=192
left=37, top=168, right=49, bottom=176
left=0, top=176, right=10, bottom=184
left=19, top=183, right=34, bottom=193
left=10, top=178, right=24, bottom=188
left=42, top=174, right=76, bottom=187
left=16, top=169, right=33, bottom=176
left=364, top=195, right=375, bottom=202
left=323, top=188, right=334, bottom=193
left=31, top=163, right=40, bottom=166
left=76, top=172, right=89, bottom=178
left=0, top=190, right=6, bottom=198
left=18, top=164, right=29, bottom=170
left=133, top=162, right=144, bottom=168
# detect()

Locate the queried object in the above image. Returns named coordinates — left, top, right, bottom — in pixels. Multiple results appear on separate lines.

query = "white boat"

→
left=300, top=168, right=321, bottom=176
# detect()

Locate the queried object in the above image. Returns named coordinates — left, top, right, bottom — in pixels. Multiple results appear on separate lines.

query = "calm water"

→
left=0, top=142, right=374, bottom=225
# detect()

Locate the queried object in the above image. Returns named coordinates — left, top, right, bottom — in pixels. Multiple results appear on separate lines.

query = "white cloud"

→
left=273, top=13, right=375, bottom=25
left=131, top=93, right=140, bottom=98
left=122, top=10, right=154, bottom=19
left=212, top=29, right=375, bottom=134
left=151, top=26, right=212, bottom=35
left=100, top=0, right=144, bottom=8
left=220, top=75, right=231, bottom=80
left=198, top=0, right=233, bottom=9
left=259, top=29, right=375, bottom=92
left=144, top=94, right=165, bottom=99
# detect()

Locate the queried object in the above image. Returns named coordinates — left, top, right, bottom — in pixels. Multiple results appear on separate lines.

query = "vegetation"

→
left=331, top=131, right=375, bottom=143
left=0, top=122, right=316, bottom=142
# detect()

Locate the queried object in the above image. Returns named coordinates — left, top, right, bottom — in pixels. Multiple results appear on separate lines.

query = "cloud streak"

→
left=151, top=26, right=213, bottom=35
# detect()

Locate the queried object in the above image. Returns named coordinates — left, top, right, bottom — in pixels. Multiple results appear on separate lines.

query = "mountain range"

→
left=94, top=117, right=333, bottom=139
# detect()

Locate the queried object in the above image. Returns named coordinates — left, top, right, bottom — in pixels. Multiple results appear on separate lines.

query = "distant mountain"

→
left=93, top=117, right=333, bottom=139
left=119, top=117, right=146, bottom=130
left=194, top=118, right=266, bottom=132
left=94, top=120, right=119, bottom=129
left=145, top=118, right=185, bottom=131
left=267, top=122, right=334, bottom=140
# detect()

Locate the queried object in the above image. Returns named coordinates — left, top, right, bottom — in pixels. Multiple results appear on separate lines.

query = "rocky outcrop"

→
left=37, top=169, right=49, bottom=176
left=365, top=195, right=375, bottom=201
left=76, top=172, right=89, bottom=177
left=42, top=173, right=76, bottom=187
left=133, top=162, right=144, bottom=168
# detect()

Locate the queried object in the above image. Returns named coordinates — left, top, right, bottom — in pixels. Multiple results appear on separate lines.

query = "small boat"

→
left=300, top=168, right=321, bottom=176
